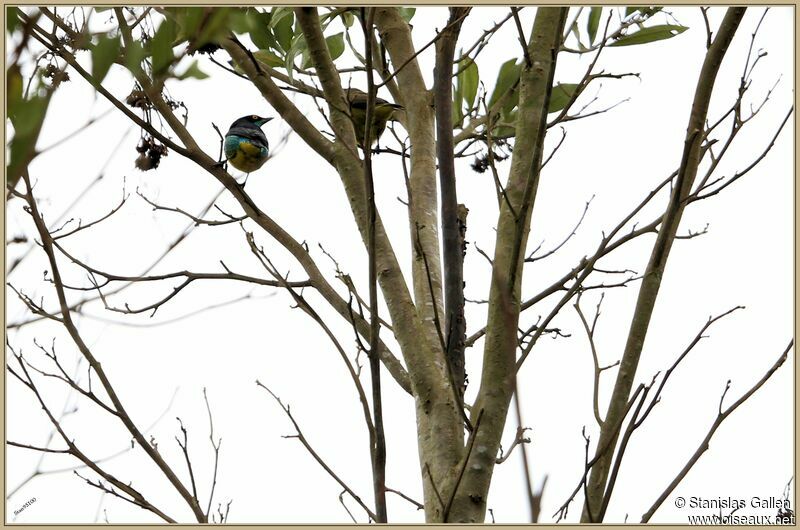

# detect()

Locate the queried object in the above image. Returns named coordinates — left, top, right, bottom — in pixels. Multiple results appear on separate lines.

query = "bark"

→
left=445, top=8, right=567, bottom=523
left=374, top=8, right=446, bottom=352
left=581, top=7, right=747, bottom=522
left=435, top=7, right=471, bottom=394
left=296, top=9, right=464, bottom=520
left=361, top=8, right=388, bottom=522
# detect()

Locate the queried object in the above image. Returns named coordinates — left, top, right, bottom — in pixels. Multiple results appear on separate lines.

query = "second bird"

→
left=346, top=88, right=403, bottom=150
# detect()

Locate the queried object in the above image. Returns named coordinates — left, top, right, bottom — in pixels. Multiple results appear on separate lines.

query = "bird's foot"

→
left=213, top=159, right=228, bottom=171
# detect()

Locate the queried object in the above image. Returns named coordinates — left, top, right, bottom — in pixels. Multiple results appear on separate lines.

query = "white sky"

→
left=6, top=6, right=794, bottom=524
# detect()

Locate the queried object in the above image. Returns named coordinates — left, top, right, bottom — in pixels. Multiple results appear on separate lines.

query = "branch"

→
left=435, top=7, right=471, bottom=395
left=36, top=14, right=413, bottom=391
left=451, top=8, right=568, bottom=523
left=245, top=232, right=375, bottom=448
left=553, top=384, right=646, bottom=523
left=18, top=172, right=206, bottom=522
left=583, top=10, right=749, bottom=520
left=8, top=350, right=176, bottom=523
left=202, top=389, right=222, bottom=519
left=360, top=8, right=387, bottom=522
left=495, top=426, right=532, bottom=464
left=526, top=196, right=592, bottom=262
left=574, top=292, right=612, bottom=427
left=255, top=380, right=378, bottom=522
left=641, top=340, right=792, bottom=522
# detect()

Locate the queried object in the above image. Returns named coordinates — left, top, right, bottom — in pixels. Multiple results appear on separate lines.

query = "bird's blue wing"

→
left=226, top=126, right=269, bottom=150
left=224, top=134, right=243, bottom=160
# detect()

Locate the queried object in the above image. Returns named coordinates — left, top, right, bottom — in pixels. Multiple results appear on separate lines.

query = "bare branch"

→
left=255, top=380, right=378, bottom=522
left=496, top=426, right=532, bottom=464
left=641, top=340, right=792, bottom=522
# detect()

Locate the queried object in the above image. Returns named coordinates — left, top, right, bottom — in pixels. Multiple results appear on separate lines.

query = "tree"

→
left=6, top=6, right=793, bottom=523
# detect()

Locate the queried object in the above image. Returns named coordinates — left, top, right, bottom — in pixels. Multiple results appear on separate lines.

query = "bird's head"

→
left=233, top=114, right=274, bottom=128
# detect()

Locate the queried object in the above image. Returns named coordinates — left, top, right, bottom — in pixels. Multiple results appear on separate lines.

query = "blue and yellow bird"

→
left=224, top=115, right=274, bottom=182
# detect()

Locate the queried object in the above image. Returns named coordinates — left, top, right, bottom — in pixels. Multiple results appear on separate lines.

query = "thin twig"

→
left=641, top=340, right=792, bottom=522
left=256, top=380, right=378, bottom=522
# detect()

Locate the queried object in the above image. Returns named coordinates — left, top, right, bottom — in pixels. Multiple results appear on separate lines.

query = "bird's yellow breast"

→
left=227, top=141, right=267, bottom=173
left=237, top=141, right=263, bottom=156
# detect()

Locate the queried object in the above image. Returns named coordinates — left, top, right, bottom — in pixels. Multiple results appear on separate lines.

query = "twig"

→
left=510, top=8, right=532, bottom=67
left=526, top=196, right=593, bottom=262
left=376, top=9, right=470, bottom=89
left=496, top=425, right=532, bottom=464
left=552, top=385, right=645, bottom=522
left=175, top=418, right=200, bottom=505
left=18, top=170, right=205, bottom=521
left=386, top=487, right=424, bottom=510
left=640, top=340, right=792, bottom=522
left=255, top=380, right=378, bottom=522
left=203, top=388, right=222, bottom=519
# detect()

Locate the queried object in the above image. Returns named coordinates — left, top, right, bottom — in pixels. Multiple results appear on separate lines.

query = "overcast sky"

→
left=6, top=6, right=794, bottom=523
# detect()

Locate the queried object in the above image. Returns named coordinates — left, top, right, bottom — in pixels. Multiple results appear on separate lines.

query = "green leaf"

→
left=229, top=7, right=258, bottom=34
left=569, top=19, right=582, bottom=46
left=326, top=32, right=345, bottom=61
left=610, top=24, right=688, bottom=47
left=300, top=48, right=312, bottom=70
left=457, top=59, right=479, bottom=110
left=501, top=85, right=520, bottom=116
left=452, top=97, right=464, bottom=127
left=249, top=11, right=277, bottom=51
left=269, top=7, right=293, bottom=29
left=284, top=33, right=306, bottom=78
left=488, top=58, right=520, bottom=109
left=341, top=10, right=355, bottom=28
left=91, top=33, right=121, bottom=84
left=195, top=8, right=234, bottom=48
left=7, top=6, right=20, bottom=34
left=10, top=95, right=48, bottom=136
left=176, top=60, right=209, bottom=80
left=398, top=7, right=416, bottom=23
left=8, top=94, right=49, bottom=184
left=7, top=65, right=23, bottom=116
left=150, top=18, right=177, bottom=75
left=548, top=83, right=580, bottom=113
left=623, top=6, right=661, bottom=19
left=230, top=49, right=283, bottom=74
left=273, top=9, right=294, bottom=52
left=124, top=40, right=146, bottom=73
left=172, top=7, right=204, bottom=42
left=452, top=80, right=464, bottom=126
left=252, top=49, right=283, bottom=68
left=587, top=7, right=602, bottom=44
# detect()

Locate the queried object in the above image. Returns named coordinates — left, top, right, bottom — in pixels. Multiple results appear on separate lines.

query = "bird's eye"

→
left=251, top=115, right=259, bottom=120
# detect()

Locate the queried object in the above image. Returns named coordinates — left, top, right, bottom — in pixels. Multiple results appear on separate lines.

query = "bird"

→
left=224, top=114, right=274, bottom=184
left=345, top=88, right=403, bottom=150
